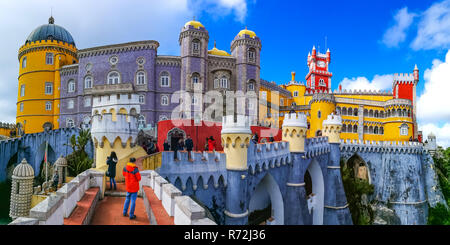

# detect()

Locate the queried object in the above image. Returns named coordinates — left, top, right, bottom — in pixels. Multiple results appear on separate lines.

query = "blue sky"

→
left=0, top=0, right=449, bottom=146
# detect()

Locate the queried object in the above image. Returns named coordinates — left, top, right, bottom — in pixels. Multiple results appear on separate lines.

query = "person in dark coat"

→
left=269, top=134, right=275, bottom=143
left=107, top=151, right=118, bottom=190
left=163, top=139, right=170, bottom=151
left=178, top=138, right=184, bottom=150
left=185, top=135, right=194, bottom=161
left=204, top=137, right=209, bottom=152
left=252, top=133, right=259, bottom=144
left=171, top=138, right=179, bottom=160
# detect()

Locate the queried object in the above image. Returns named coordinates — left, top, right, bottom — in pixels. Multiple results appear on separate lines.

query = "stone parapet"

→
left=340, top=139, right=424, bottom=154
left=162, top=183, right=182, bottom=216
left=8, top=217, right=39, bottom=225
left=174, top=195, right=207, bottom=225
left=154, top=176, right=168, bottom=200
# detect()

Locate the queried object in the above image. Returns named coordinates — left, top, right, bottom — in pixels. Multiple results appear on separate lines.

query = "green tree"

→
left=65, top=129, right=93, bottom=177
left=340, top=159, right=375, bottom=225
left=427, top=147, right=450, bottom=225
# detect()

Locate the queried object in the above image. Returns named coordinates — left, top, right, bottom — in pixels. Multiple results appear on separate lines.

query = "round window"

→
left=85, top=63, right=92, bottom=71
left=137, top=57, right=145, bottom=65
left=109, top=56, right=118, bottom=65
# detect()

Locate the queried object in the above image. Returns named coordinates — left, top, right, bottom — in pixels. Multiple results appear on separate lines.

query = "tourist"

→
left=269, top=134, right=275, bottom=142
left=171, top=138, right=179, bottom=160
left=307, top=193, right=316, bottom=215
left=204, top=137, right=209, bottom=152
left=122, top=157, right=141, bottom=220
left=208, top=136, right=216, bottom=152
left=185, top=135, right=194, bottom=161
left=107, top=151, right=118, bottom=190
left=252, top=132, right=259, bottom=144
left=163, top=139, right=170, bottom=151
left=51, top=170, right=59, bottom=190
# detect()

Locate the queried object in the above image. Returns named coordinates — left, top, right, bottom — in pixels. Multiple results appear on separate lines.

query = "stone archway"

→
left=346, top=154, right=371, bottom=184
left=167, top=127, right=186, bottom=150
left=304, top=159, right=325, bottom=225
left=248, top=173, right=284, bottom=225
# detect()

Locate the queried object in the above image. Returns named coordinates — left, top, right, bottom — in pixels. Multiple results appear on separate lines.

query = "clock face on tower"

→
left=317, top=60, right=326, bottom=68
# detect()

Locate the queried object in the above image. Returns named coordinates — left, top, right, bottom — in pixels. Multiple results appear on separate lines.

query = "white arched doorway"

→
left=248, top=173, right=284, bottom=225
left=304, top=159, right=325, bottom=225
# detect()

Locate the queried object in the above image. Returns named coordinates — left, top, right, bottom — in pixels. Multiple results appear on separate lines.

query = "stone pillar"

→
left=282, top=113, right=308, bottom=224
left=322, top=114, right=352, bottom=224
left=221, top=115, right=251, bottom=225
left=9, top=159, right=35, bottom=220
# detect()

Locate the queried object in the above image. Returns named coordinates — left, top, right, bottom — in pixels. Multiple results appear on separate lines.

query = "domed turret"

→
left=12, top=158, right=35, bottom=178
left=237, top=27, right=257, bottom=39
left=184, top=19, right=205, bottom=29
left=208, top=41, right=231, bottom=56
left=10, top=159, right=35, bottom=220
left=25, top=16, right=76, bottom=46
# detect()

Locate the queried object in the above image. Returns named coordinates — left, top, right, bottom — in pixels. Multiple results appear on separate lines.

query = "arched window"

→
left=387, top=110, right=391, bottom=117
left=20, top=103, right=24, bottom=112
left=45, top=101, right=52, bottom=111
left=161, top=95, right=169, bottom=106
left=348, top=107, right=353, bottom=116
left=220, top=76, right=228, bottom=88
left=136, top=71, right=146, bottom=85
left=402, top=109, right=407, bottom=117
left=20, top=85, right=25, bottom=97
left=342, top=124, right=347, bottom=133
left=380, top=111, right=384, bottom=118
left=192, top=73, right=200, bottom=84
left=160, top=71, right=170, bottom=87
left=45, top=82, right=53, bottom=95
left=159, top=115, right=168, bottom=121
left=408, top=109, right=411, bottom=117
left=374, top=110, right=379, bottom=118
left=364, top=109, right=368, bottom=117
left=319, top=79, right=325, bottom=86
left=214, top=78, right=219, bottom=88
left=293, top=91, right=299, bottom=97
left=353, top=124, right=358, bottom=133
left=369, top=126, right=374, bottom=134
left=400, top=124, right=409, bottom=136
left=374, top=126, right=379, bottom=134
left=84, top=76, right=93, bottom=89
left=248, top=48, right=256, bottom=63
left=397, top=108, right=402, bottom=117
left=108, top=71, right=120, bottom=84
left=22, top=57, right=27, bottom=68
left=248, top=83, right=254, bottom=91
left=364, top=125, right=368, bottom=133
left=138, top=115, right=146, bottom=128
left=354, top=109, right=358, bottom=116
left=336, top=106, right=341, bottom=115
left=66, top=118, right=74, bottom=128
left=369, top=110, right=374, bottom=117
left=192, top=39, right=201, bottom=55
left=380, top=127, right=384, bottom=135
left=139, top=94, right=145, bottom=104
left=318, top=110, right=322, bottom=119
left=67, top=99, right=74, bottom=109
left=342, top=107, right=347, bottom=115
left=68, top=80, right=76, bottom=93
left=46, top=53, right=54, bottom=65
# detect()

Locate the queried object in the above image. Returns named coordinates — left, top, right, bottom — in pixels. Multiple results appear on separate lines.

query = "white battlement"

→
left=323, top=113, right=342, bottom=126
left=221, top=115, right=251, bottom=134
left=282, top=112, right=307, bottom=128
left=332, top=89, right=392, bottom=95
left=394, top=73, right=415, bottom=82
left=92, top=93, right=141, bottom=116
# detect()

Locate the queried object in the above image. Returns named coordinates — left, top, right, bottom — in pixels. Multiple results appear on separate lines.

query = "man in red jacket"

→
left=122, top=157, right=141, bottom=220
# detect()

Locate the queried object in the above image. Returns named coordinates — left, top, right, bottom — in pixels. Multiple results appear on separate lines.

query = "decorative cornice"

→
left=156, top=56, right=181, bottom=67
left=178, top=30, right=209, bottom=44
left=230, top=38, right=261, bottom=51
left=78, top=40, right=159, bottom=58
left=18, top=45, right=77, bottom=61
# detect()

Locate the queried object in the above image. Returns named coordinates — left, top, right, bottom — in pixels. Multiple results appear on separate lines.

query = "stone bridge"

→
left=0, top=128, right=94, bottom=182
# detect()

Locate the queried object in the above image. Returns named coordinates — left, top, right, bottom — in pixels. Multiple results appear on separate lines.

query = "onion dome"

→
left=208, top=41, right=231, bottom=56
left=25, top=16, right=76, bottom=46
left=184, top=19, right=205, bottom=29
left=54, top=155, right=68, bottom=167
left=237, top=26, right=256, bottom=38
left=12, top=159, right=35, bottom=179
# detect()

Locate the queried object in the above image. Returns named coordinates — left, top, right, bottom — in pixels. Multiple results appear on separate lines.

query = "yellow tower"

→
left=17, top=16, right=77, bottom=134
left=221, top=115, right=251, bottom=171
left=282, top=112, right=307, bottom=152
left=309, top=93, right=336, bottom=138
left=382, top=99, right=414, bottom=141
left=91, top=92, right=147, bottom=182
left=322, top=113, right=342, bottom=143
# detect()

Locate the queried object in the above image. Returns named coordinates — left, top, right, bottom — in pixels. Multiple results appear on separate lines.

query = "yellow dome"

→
left=208, top=41, right=231, bottom=56
left=184, top=20, right=204, bottom=29
left=238, top=27, right=256, bottom=38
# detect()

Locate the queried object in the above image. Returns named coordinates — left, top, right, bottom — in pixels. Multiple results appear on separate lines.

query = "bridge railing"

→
left=9, top=169, right=105, bottom=225
left=142, top=152, right=162, bottom=170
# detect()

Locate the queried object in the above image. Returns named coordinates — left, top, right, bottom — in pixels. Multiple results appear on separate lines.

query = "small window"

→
left=108, top=72, right=120, bottom=84
left=192, top=39, right=201, bottom=54
left=139, top=94, right=145, bottom=104
left=45, top=82, right=53, bottom=95
left=68, top=80, right=76, bottom=93
left=280, top=98, right=284, bottom=106
left=248, top=83, right=254, bottom=91
left=400, top=124, right=409, bottom=136
left=220, top=76, right=228, bottom=88
left=160, top=72, right=170, bottom=87
left=68, top=99, right=74, bottom=109
left=192, top=73, right=200, bottom=84
left=161, top=95, right=169, bottom=106
left=20, top=103, right=24, bottom=112
left=318, top=110, right=321, bottom=119
left=84, top=76, right=92, bottom=89
left=293, top=91, right=299, bottom=97
left=20, top=85, right=25, bottom=97
left=84, top=97, right=91, bottom=107
left=66, top=118, right=75, bottom=128
left=138, top=115, right=146, bottom=128
left=192, top=96, right=199, bottom=105
left=22, top=57, right=27, bottom=68
left=45, top=101, right=52, bottom=111
left=319, top=79, right=325, bottom=86
left=136, top=71, right=146, bottom=85
left=214, top=78, right=219, bottom=88
left=248, top=48, right=256, bottom=63
left=46, top=53, right=54, bottom=65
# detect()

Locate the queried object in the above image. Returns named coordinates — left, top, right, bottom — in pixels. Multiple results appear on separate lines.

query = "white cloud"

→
left=0, top=0, right=251, bottom=124
left=419, top=123, right=450, bottom=148
left=189, top=0, right=249, bottom=23
left=382, top=7, right=416, bottom=48
left=339, top=74, right=394, bottom=92
left=411, top=0, right=450, bottom=50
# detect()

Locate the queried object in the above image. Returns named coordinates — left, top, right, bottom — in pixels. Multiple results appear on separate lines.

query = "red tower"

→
left=305, top=46, right=332, bottom=93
